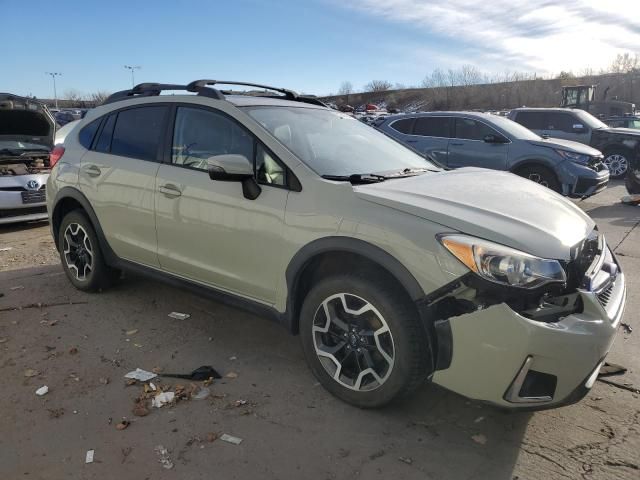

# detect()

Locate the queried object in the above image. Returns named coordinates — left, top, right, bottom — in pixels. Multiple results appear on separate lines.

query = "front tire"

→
left=603, top=149, right=630, bottom=179
left=516, top=165, right=561, bottom=192
left=299, top=273, right=431, bottom=408
left=58, top=210, right=119, bottom=291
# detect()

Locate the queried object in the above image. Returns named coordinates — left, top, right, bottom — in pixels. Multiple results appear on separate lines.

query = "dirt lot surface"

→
left=0, top=181, right=638, bottom=479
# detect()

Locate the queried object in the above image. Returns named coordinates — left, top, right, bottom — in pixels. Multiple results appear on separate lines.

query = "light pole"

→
left=45, top=72, right=62, bottom=109
left=124, top=65, right=141, bottom=88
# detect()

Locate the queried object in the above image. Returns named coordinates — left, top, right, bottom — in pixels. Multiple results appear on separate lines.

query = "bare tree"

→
left=88, top=91, right=111, bottom=105
left=64, top=89, right=83, bottom=102
left=608, top=52, right=640, bottom=73
left=363, top=80, right=393, bottom=92
left=338, top=81, right=354, bottom=95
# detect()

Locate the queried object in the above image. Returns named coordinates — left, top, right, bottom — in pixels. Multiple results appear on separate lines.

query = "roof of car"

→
left=381, top=111, right=501, bottom=122
left=510, top=107, right=583, bottom=112
left=224, top=94, right=326, bottom=109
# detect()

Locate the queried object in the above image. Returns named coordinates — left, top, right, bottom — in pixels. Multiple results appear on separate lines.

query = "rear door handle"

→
left=450, top=142, right=463, bottom=146
left=159, top=184, right=182, bottom=198
left=405, top=139, right=418, bottom=143
left=83, top=165, right=102, bottom=177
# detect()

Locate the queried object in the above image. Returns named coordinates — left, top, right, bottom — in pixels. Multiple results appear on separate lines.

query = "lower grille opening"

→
left=0, top=206, right=47, bottom=218
left=519, top=370, right=557, bottom=399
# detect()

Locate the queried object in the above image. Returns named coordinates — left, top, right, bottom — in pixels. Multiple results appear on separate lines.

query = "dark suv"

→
left=508, top=108, right=640, bottom=179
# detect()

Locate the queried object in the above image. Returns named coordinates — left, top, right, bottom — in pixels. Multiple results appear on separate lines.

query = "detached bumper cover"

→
left=431, top=258, right=625, bottom=409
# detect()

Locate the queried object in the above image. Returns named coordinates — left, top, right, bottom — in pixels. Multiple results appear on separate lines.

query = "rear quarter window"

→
left=79, top=119, right=101, bottom=149
left=389, top=117, right=414, bottom=134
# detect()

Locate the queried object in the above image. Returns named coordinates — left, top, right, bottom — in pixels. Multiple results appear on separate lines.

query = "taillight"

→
left=49, top=145, right=65, bottom=168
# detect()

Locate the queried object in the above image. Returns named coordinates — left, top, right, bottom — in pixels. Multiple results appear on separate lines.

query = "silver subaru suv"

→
left=47, top=80, right=626, bottom=409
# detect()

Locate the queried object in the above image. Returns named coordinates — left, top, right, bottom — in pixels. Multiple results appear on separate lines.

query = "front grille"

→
left=597, top=284, right=615, bottom=307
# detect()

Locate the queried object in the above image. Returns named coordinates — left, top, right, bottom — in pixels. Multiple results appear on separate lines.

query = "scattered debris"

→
left=35, top=386, right=49, bottom=396
left=206, top=432, right=218, bottom=443
left=68, top=347, right=78, bottom=355
left=621, top=194, right=640, bottom=205
left=152, top=366, right=163, bottom=374
left=155, top=445, right=174, bottom=469
left=99, top=377, right=110, bottom=385
left=225, top=371, right=238, bottom=379
left=125, top=329, right=139, bottom=336
left=168, top=312, right=190, bottom=320
left=621, top=322, right=633, bottom=334
left=10, top=285, right=24, bottom=290
left=192, top=387, right=210, bottom=400
left=161, top=365, right=222, bottom=381
left=132, top=400, right=149, bottom=417
left=0, top=337, right=7, bottom=344
left=0, top=300, right=88, bottom=313
left=48, top=408, right=64, bottom=418
left=398, top=456, right=413, bottom=465
left=369, top=449, right=385, bottom=460
left=234, top=399, right=248, bottom=407
left=229, top=356, right=237, bottom=361
left=474, top=416, right=485, bottom=423
left=597, top=378, right=640, bottom=394
left=116, top=420, right=130, bottom=431
left=24, top=368, right=39, bottom=378
left=471, top=434, right=487, bottom=445
left=144, top=383, right=157, bottom=393
left=85, top=450, right=95, bottom=464
left=152, top=391, right=175, bottom=408
left=0, top=247, right=13, bottom=252
left=124, top=368, right=157, bottom=382
left=220, top=433, right=243, bottom=445
left=599, top=363, right=627, bottom=377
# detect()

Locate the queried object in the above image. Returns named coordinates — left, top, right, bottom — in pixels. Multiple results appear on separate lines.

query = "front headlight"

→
left=554, top=149, right=590, bottom=165
left=439, top=234, right=566, bottom=289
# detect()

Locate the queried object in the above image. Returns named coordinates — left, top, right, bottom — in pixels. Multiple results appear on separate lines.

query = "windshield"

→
left=244, top=107, right=439, bottom=176
left=0, top=140, right=50, bottom=152
left=574, top=110, right=608, bottom=129
left=488, top=115, right=541, bottom=140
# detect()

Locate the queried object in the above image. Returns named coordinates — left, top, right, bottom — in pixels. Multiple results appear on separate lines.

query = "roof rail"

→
left=103, top=80, right=326, bottom=107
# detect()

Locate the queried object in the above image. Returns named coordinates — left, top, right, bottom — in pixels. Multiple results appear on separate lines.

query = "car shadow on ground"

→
left=0, top=219, right=48, bottom=235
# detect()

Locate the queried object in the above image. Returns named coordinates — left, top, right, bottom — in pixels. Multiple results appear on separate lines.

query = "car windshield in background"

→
left=575, top=110, right=609, bottom=129
left=244, top=107, right=439, bottom=177
left=487, top=115, right=542, bottom=141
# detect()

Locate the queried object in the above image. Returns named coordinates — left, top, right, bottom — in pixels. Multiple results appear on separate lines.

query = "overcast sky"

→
left=2, top=0, right=638, bottom=98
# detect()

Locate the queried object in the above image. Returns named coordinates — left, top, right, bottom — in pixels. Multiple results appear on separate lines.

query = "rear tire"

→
left=516, top=165, right=561, bottom=193
left=58, top=210, right=119, bottom=292
left=299, top=273, right=431, bottom=408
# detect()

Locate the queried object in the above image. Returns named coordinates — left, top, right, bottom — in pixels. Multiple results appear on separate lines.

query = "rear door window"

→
left=513, top=111, right=547, bottom=130
left=389, top=117, right=415, bottom=134
left=414, top=117, right=452, bottom=138
left=110, top=106, right=168, bottom=161
left=454, top=118, right=497, bottom=141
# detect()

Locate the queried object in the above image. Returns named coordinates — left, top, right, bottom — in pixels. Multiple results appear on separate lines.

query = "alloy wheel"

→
left=312, top=293, right=395, bottom=392
left=604, top=154, right=628, bottom=177
left=62, top=223, right=94, bottom=281
left=527, top=172, right=549, bottom=187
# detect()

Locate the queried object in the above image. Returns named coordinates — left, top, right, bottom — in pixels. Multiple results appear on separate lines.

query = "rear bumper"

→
left=431, top=263, right=625, bottom=409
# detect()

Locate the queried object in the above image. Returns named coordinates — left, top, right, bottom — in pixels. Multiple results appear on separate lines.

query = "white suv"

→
left=47, top=81, right=625, bottom=409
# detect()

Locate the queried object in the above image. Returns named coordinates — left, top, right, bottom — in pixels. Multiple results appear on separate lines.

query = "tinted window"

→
left=94, top=114, right=115, bottom=153
left=514, top=111, right=547, bottom=130
left=79, top=119, right=100, bottom=149
left=256, top=144, right=286, bottom=186
left=110, top=106, right=167, bottom=161
left=414, top=117, right=452, bottom=137
left=172, top=107, right=254, bottom=171
left=390, top=118, right=414, bottom=134
left=546, top=112, right=576, bottom=132
left=455, top=118, right=497, bottom=141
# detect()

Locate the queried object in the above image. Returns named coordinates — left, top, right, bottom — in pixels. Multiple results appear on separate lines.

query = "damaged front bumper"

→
left=430, top=243, right=625, bottom=409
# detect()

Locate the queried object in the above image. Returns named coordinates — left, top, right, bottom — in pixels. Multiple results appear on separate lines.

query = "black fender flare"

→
left=52, top=186, right=118, bottom=266
left=284, top=236, right=426, bottom=330
left=509, top=158, right=556, bottom=174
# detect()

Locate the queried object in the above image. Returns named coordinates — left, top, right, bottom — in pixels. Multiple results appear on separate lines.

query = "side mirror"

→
left=483, top=134, right=506, bottom=144
left=207, top=154, right=261, bottom=200
left=572, top=124, right=586, bottom=133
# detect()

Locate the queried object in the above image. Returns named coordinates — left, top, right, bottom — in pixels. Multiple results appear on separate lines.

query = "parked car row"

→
left=377, top=111, right=609, bottom=197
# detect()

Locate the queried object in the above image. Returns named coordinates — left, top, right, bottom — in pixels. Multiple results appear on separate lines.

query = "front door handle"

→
left=159, top=184, right=182, bottom=198
left=83, top=164, right=102, bottom=177
left=449, top=142, right=464, bottom=146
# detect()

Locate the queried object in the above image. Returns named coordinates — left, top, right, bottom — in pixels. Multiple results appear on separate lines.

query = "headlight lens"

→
left=439, top=235, right=566, bottom=289
left=554, top=149, right=590, bottom=164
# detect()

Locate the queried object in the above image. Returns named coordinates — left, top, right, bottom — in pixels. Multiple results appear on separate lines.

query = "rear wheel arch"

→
left=285, top=237, right=426, bottom=335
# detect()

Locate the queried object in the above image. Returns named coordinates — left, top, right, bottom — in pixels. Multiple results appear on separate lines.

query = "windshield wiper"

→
left=321, top=173, right=386, bottom=184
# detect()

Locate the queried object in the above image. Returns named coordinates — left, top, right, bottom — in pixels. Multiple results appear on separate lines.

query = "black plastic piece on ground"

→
left=161, top=366, right=222, bottom=381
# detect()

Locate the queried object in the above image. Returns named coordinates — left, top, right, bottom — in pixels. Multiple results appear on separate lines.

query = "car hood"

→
left=527, top=137, right=602, bottom=156
left=354, top=168, right=594, bottom=260
left=0, top=94, right=55, bottom=150
left=601, top=127, right=640, bottom=137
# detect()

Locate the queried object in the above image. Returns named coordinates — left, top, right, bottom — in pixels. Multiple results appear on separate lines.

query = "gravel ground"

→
left=0, top=181, right=638, bottom=479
